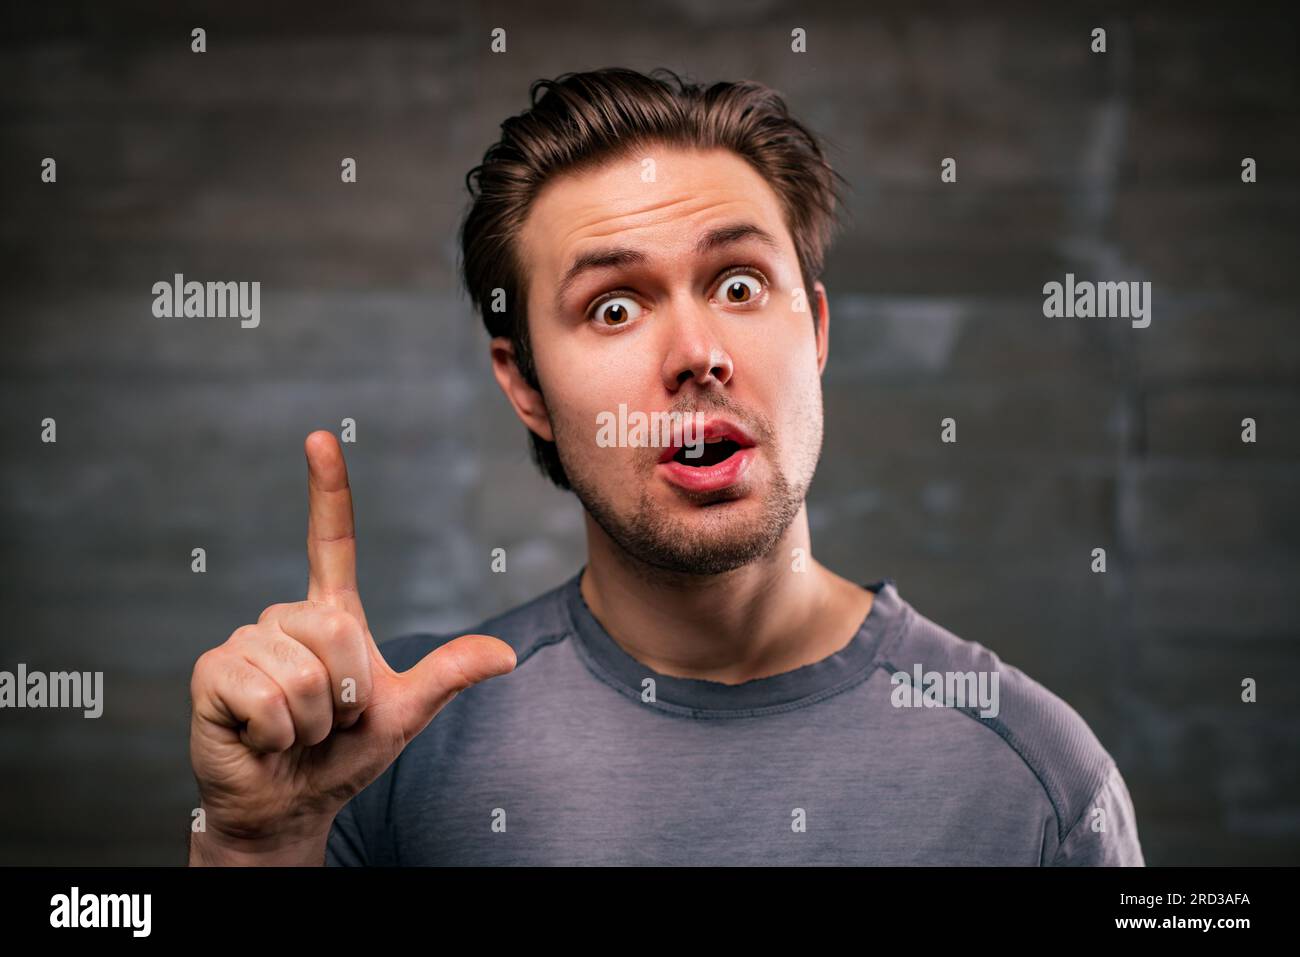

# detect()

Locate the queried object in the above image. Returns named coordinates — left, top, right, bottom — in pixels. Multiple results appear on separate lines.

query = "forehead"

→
left=518, top=145, right=792, bottom=295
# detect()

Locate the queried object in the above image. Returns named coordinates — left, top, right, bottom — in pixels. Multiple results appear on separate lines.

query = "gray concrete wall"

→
left=1, top=1, right=1296, bottom=864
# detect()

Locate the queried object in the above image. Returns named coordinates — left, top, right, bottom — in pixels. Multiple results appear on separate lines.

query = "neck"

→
left=579, top=503, right=849, bottom=684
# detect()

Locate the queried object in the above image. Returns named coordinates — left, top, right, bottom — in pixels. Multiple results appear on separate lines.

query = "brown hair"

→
left=458, top=67, right=848, bottom=490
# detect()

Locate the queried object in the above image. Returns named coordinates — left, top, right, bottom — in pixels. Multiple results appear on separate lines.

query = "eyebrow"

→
left=554, top=222, right=781, bottom=308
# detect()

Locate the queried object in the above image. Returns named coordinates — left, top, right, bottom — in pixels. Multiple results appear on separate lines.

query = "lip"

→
left=658, top=447, right=756, bottom=493
left=656, top=417, right=757, bottom=464
left=655, top=417, right=758, bottom=494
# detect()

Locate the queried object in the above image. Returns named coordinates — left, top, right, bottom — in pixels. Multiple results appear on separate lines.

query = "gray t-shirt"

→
left=326, top=568, right=1143, bottom=865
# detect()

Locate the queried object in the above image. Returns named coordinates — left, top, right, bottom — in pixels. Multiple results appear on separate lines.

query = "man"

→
left=188, top=68, right=1143, bottom=866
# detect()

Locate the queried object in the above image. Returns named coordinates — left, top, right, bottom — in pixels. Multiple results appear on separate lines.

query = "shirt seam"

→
left=560, top=584, right=915, bottom=721
left=571, top=632, right=882, bottom=719
left=1049, top=760, right=1120, bottom=866
left=878, top=653, right=1108, bottom=850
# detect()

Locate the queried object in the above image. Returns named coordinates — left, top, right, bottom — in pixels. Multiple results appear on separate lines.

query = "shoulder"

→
left=877, top=588, right=1121, bottom=847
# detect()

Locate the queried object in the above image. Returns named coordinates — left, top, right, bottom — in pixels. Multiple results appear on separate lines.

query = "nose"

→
left=660, top=301, right=734, bottom=393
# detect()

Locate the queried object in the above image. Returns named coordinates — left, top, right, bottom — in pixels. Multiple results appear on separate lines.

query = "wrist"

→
left=189, top=817, right=333, bottom=866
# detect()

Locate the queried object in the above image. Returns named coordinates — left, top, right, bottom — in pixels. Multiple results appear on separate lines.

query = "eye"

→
left=590, top=295, right=643, bottom=327
left=713, top=268, right=767, bottom=307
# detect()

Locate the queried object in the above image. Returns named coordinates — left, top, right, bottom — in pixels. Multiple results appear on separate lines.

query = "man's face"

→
left=505, top=143, right=829, bottom=576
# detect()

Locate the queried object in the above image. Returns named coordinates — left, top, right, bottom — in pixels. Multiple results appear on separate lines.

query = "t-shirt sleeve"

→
left=324, top=797, right=369, bottom=867
left=1050, top=763, right=1145, bottom=866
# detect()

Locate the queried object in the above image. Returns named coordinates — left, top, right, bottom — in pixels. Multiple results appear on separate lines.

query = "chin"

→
left=641, top=544, right=775, bottom=577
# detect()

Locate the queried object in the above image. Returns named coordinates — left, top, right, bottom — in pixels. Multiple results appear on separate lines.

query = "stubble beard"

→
left=558, top=415, right=820, bottom=578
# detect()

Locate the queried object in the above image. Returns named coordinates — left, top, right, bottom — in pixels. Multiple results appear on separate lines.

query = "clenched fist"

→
left=188, top=431, right=516, bottom=865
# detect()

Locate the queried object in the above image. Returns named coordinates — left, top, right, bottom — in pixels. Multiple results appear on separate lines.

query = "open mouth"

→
left=673, top=437, right=743, bottom=467
left=656, top=417, right=758, bottom=494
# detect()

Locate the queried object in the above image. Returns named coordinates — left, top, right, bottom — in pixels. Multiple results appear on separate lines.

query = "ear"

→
left=490, top=337, right=555, bottom=442
left=812, top=280, right=830, bottom=375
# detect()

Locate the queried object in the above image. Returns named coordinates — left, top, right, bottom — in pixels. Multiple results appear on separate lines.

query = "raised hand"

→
left=188, top=431, right=516, bottom=865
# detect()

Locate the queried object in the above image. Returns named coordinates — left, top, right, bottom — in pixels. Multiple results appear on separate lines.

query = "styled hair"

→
left=458, top=66, right=848, bottom=490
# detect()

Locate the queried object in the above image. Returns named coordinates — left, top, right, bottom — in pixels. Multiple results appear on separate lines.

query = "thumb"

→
left=392, top=634, right=517, bottom=739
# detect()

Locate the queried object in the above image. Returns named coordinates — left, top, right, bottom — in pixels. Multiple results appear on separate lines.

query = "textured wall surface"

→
left=1, top=1, right=1297, bottom=864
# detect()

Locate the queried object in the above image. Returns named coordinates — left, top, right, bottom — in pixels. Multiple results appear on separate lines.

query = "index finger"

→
left=304, top=430, right=363, bottom=618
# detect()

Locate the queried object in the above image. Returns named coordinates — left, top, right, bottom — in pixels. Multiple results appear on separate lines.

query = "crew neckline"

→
left=561, top=566, right=903, bottom=717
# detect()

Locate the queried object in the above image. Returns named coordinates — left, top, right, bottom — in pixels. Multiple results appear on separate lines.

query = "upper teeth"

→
left=706, top=437, right=724, bottom=443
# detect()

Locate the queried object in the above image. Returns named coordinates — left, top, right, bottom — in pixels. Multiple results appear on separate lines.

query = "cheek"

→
left=540, top=361, right=632, bottom=463
left=752, top=335, right=823, bottom=457
left=544, top=333, right=654, bottom=418
left=748, top=323, right=818, bottom=397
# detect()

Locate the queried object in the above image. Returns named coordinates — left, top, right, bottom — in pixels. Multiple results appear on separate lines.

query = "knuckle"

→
left=320, top=608, right=361, bottom=647
left=192, top=646, right=217, bottom=677
left=190, top=648, right=218, bottom=695
left=250, top=681, right=288, bottom=716
left=195, top=648, right=237, bottom=695
left=289, top=661, right=332, bottom=700
left=258, top=602, right=292, bottom=625
left=445, top=649, right=475, bottom=691
left=227, top=623, right=259, bottom=647
left=269, top=635, right=305, bottom=667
